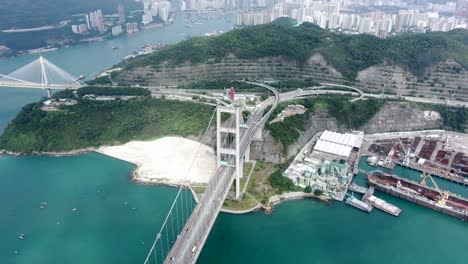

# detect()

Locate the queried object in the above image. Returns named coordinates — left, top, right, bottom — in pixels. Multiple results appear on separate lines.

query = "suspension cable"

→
left=143, top=106, right=217, bottom=264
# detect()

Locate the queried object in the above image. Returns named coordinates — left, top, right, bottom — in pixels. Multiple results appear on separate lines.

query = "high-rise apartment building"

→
left=118, top=5, right=126, bottom=24
left=89, top=10, right=105, bottom=32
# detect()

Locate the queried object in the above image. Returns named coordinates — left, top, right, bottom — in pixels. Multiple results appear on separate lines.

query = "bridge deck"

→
left=0, top=82, right=83, bottom=89
left=164, top=82, right=279, bottom=264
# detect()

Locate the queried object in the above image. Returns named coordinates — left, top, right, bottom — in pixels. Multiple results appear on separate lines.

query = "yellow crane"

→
left=420, top=172, right=450, bottom=207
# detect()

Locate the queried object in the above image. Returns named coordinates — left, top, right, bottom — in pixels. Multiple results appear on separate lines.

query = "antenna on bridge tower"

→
left=39, top=56, right=51, bottom=98
left=217, top=103, right=243, bottom=199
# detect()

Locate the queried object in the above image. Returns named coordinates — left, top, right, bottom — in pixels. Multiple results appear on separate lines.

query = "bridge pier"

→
left=244, top=144, right=250, bottom=162
left=217, top=104, right=242, bottom=199
left=46, top=88, right=52, bottom=98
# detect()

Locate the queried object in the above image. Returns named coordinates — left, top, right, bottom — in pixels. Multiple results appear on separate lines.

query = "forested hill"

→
left=0, top=0, right=141, bottom=30
left=121, top=18, right=468, bottom=80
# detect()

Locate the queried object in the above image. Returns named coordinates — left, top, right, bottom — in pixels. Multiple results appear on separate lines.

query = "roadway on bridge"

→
left=165, top=82, right=279, bottom=264
left=0, top=57, right=85, bottom=91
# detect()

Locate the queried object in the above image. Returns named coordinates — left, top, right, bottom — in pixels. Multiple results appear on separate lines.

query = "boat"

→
left=367, top=171, right=468, bottom=221
left=345, top=195, right=373, bottom=213
left=112, top=46, right=119, bottom=50
left=366, top=156, right=378, bottom=166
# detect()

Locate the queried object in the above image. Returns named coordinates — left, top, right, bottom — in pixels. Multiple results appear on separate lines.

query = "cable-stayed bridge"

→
left=143, top=82, right=279, bottom=264
left=0, top=56, right=85, bottom=96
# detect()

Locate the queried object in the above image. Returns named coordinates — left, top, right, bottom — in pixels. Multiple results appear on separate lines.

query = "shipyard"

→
left=283, top=129, right=468, bottom=221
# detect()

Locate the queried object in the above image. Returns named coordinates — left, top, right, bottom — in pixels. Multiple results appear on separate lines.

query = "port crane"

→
left=398, top=138, right=412, bottom=166
left=384, top=143, right=399, bottom=166
left=420, top=172, right=450, bottom=207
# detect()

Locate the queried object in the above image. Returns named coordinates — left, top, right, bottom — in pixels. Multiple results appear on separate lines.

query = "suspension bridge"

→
left=143, top=81, right=279, bottom=264
left=0, top=56, right=85, bottom=97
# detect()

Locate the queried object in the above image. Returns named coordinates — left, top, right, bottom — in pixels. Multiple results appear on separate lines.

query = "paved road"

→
left=150, top=82, right=467, bottom=108
left=165, top=81, right=279, bottom=264
left=319, top=82, right=468, bottom=107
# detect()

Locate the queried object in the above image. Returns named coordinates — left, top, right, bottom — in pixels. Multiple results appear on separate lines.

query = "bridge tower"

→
left=216, top=104, right=242, bottom=199
left=39, top=56, right=52, bottom=98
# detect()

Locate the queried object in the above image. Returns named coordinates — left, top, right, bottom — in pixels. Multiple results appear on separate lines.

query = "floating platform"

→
left=345, top=195, right=373, bottom=213
left=363, top=187, right=402, bottom=216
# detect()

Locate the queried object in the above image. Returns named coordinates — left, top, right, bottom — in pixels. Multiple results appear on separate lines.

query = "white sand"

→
left=97, top=137, right=216, bottom=185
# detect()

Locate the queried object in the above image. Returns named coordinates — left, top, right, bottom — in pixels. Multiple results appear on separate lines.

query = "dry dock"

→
left=363, top=187, right=402, bottom=216
left=368, top=171, right=468, bottom=221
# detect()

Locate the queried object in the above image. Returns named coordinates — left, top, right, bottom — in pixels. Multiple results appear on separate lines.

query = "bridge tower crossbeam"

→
left=217, top=105, right=242, bottom=199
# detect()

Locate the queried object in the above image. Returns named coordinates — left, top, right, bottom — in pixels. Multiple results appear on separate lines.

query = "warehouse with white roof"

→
left=313, top=130, right=364, bottom=158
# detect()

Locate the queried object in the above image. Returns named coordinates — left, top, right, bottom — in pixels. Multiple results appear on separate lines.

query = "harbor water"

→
left=1, top=11, right=467, bottom=264
left=197, top=158, right=468, bottom=264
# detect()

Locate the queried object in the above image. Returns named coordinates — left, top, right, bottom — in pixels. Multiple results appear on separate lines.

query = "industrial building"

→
left=313, top=130, right=363, bottom=159
left=284, top=130, right=364, bottom=201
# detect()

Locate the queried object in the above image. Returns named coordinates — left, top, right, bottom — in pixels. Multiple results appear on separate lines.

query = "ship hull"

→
left=368, top=173, right=468, bottom=221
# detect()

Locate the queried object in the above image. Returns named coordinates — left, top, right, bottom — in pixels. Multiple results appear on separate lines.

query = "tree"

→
left=304, top=186, right=312, bottom=193
left=314, top=189, right=323, bottom=196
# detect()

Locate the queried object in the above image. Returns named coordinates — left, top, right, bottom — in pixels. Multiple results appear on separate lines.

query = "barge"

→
left=367, top=171, right=468, bottom=221
left=363, top=187, right=401, bottom=216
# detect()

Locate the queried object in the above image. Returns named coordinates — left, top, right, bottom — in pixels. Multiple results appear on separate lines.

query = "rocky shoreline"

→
left=269, top=192, right=331, bottom=206
left=0, top=148, right=95, bottom=157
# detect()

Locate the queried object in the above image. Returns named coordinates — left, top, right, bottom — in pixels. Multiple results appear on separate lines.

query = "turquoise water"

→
left=200, top=198, right=468, bottom=264
left=198, top=158, right=468, bottom=264
left=0, top=153, right=181, bottom=264
left=0, top=12, right=232, bottom=263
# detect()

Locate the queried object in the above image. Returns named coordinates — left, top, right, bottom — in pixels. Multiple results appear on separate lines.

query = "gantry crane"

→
left=384, top=143, right=399, bottom=165
left=420, top=172, right=450, bottom=207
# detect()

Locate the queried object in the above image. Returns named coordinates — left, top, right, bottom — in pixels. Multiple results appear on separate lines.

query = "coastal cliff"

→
left=255, top=101, right=449, bottom=163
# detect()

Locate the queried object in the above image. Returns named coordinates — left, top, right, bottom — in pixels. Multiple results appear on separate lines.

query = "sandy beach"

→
left=97, top=137, right=216, bottom=185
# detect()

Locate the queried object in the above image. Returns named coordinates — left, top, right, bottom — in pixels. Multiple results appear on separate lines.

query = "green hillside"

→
left=120, top=19, right=468, bottom=80
left=0, top=95, right=213, bottom=153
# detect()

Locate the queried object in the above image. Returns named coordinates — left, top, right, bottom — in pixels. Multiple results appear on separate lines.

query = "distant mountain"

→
left=120, top=19, right=468, bottom=80
left=0, top=0, right=141, bottom=30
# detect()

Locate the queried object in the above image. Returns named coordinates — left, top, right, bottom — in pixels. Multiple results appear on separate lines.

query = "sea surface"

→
left=199, top=159, right=468, bottom=264
left=1, top=11, right=467, bottom=264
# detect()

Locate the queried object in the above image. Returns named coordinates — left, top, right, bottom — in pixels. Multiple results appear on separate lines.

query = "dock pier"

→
left=363, top=187, right=402, bottom=216
left=348, top=183, right=368, bottom=194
